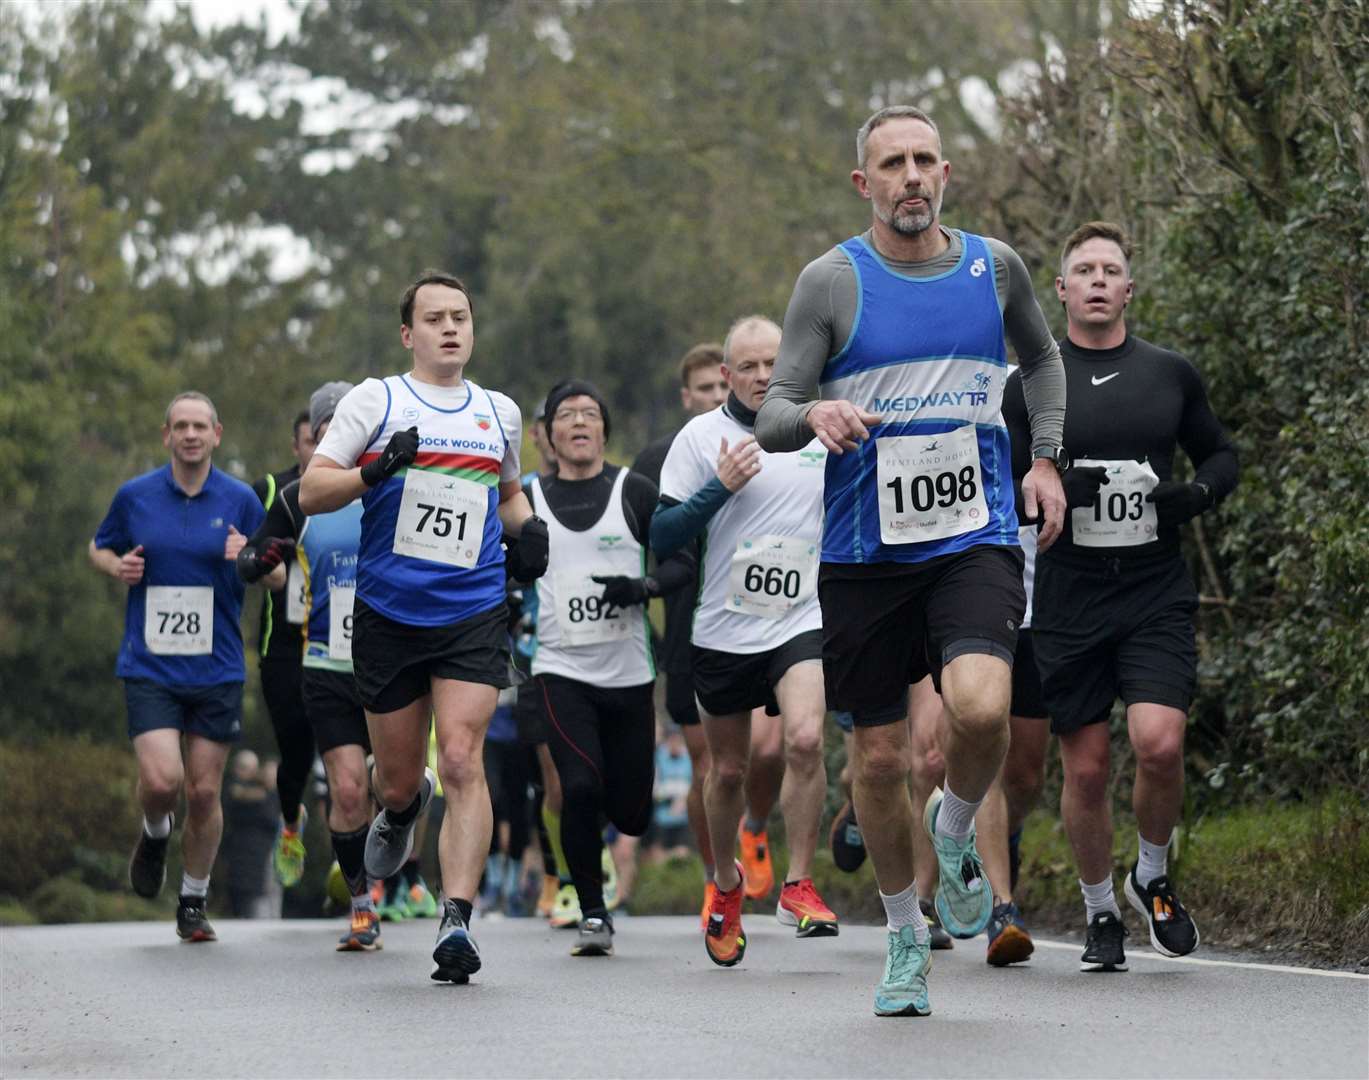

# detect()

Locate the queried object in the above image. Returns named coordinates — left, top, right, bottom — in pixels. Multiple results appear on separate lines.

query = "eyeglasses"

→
left=553, top=407, right=602, bottom=423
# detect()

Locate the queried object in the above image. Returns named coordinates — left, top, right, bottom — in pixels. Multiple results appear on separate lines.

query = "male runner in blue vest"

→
left=300, top=271, right=549, bottom=983
left=756, top=106, right=1067, bottom=1016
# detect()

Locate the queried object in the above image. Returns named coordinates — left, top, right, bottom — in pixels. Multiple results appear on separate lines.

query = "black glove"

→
left=591, top=574, right=656, bottom=608
left=506, top=515, right=550, bottom=583
left=236, top=537, right=296, bottom=584
left=360, top=426, right=418, bottom=487
left=1061, top=466, right=1110, bottom=510
left=1145, top=480, right=1213, bottom=527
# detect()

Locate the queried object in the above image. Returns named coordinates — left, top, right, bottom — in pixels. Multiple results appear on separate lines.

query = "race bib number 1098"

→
left=875, top=424, right=987, bottom=544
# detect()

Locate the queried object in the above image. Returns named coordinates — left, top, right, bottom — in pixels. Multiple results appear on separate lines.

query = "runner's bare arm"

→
left=497, top=481, right=534, bottom=534
left=88, top=541, right=143, bottom=585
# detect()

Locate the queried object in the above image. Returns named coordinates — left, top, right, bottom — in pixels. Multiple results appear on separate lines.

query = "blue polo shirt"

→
left=94, top=464, right=265, bottom=686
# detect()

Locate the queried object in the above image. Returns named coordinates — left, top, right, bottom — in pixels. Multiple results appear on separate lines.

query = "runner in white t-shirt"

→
left=653, top=316, right=837, bottom=968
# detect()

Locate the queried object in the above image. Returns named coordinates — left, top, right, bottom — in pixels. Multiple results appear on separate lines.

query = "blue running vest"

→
left=818, top=231, right=1019, bottom=564
left=357, top=375, right=509, bottom=627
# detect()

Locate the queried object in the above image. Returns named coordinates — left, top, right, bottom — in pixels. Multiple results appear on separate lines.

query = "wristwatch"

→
left=1032, top=444, right=1069, bottom=473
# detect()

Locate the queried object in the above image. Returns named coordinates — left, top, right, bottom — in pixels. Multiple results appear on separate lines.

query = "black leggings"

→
left=260, top=658, right=315, bottom=824
left=537, top=674, right=655, bottom=918
left=484, top=739, right=534, bottom=861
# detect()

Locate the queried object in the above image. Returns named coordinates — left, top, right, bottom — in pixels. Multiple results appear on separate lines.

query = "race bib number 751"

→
left=393, top=469, right=488, bottom=568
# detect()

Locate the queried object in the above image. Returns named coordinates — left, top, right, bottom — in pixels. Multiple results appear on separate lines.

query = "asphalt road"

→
left=3, top=915, right=1366, bottom=1078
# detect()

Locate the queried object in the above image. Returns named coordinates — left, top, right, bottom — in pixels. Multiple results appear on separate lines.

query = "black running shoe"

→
left=431, top=900, right=481, bottom=982
left=1079, top=911, right=1127, bottom=972
left=129, top=816, right=173, bottom=899
left=829, top=801, right=867, bottom=873
left=176, top=896, right=217, bottom=943
left=1124, top=864, right=1200, bottom=957
left=919, top=896, right=954, bottom=951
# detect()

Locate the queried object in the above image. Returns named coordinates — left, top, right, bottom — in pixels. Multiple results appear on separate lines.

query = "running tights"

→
left=538, top=674, right=655, bottom=917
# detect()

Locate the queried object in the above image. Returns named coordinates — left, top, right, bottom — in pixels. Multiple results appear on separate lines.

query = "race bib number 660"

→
left=393, top=469, right=488, bottom=568
left=876, top=424, right=987, bottom=544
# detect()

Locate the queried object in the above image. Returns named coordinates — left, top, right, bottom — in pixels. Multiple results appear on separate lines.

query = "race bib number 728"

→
left=144, top=586, right=213, bottom=655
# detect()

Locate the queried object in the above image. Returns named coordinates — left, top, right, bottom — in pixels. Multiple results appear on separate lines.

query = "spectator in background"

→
left=648, top=725, right=694, bottom=863
left=220, top=750, right=279, bottom=919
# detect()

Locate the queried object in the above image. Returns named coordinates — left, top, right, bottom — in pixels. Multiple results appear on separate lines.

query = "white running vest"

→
left=530, top=470, right=654, bottom=688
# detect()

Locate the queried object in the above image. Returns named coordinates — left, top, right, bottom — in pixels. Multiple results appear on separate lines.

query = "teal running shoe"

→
left=874, top=925, right=932, bottom=1017
left=924, top=788, right=992, bottom=938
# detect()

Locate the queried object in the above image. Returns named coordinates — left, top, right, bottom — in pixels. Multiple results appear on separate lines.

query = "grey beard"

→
left=891, top=205, right=934, bottom=235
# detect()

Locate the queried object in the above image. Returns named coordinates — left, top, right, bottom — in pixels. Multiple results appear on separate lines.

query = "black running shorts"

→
left=1010, top=630, right=1049, bottom=720
left=300, top=667, right=371, bottom=754
left=665, top=670, right=700, bottom=727
left=820, top=545, right=1026, bottom=726
left=1032, top=550, right=1198, bottom=735
left=351, top=598, right=510, bottom=715
left=692, top=629, right=823, bottom=719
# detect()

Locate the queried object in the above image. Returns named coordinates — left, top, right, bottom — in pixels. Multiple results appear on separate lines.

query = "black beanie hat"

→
left=542, top=378, right=611, bottom=441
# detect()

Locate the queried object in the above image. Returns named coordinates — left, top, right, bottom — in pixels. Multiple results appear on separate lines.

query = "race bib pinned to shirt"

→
left=553, top=570, right=634, bottom=647
left=392, top=469, right=487, bottom=568
left=875, top=424, right=988, bottom=544
left=285, top=561, right=306, bottom=625
left=328, top=584, right=355, bottom=662
left=144, top=586, right=213, bottom=655
left=726, top=535, right=818, bottom=618
left=1070, top=458, right=1159, bottom=547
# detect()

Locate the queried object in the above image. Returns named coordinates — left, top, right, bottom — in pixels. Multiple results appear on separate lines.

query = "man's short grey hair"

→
left=164, top=391, right=219, bottom=426
left=722, top=315, right=781, bottom=365
left=856, top=106, right=941, bottom=170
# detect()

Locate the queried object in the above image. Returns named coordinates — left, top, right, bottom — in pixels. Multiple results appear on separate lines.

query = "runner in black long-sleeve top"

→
left=1002, top=221, right=1239, bottom=973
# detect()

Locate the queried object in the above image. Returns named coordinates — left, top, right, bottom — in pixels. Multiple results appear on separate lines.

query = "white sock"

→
left=181, top=872, right=210, bottom=899
left=143, top=814, right=171, bottom=839
left=934, top=785, right=980, bottom=842
left=1080, top=876, right=1120, bottom=922
left=879, top=881, right=930, bottom=944
left=351, top=891, right=375, bottom=913
left=1136, top=833, right=1169, bottom=887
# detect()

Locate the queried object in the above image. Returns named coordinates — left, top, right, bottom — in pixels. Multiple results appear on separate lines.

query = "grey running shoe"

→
left=365, top=767, right=436, bottom=880
left=129, top=816, right=173, bottom=899
left=571, top=915, right=614, bottom=956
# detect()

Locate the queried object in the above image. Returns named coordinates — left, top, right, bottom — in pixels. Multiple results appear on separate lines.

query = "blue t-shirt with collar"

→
left=94, top=464, right=265, bottom=686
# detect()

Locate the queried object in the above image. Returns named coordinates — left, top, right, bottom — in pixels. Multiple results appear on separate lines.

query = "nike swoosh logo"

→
left=1091, top=373, right=1120, bottom=386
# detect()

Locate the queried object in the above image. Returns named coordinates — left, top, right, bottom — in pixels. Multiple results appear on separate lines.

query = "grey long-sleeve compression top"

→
left=755, top=227, right=1066, bottom=453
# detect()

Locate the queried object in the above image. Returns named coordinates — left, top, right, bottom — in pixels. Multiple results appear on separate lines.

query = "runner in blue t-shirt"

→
left=89, top=391, right=265, bottom=943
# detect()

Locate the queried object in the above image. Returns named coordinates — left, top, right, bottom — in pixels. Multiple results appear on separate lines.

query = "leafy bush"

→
left=0, top=739, right=142, bottom=898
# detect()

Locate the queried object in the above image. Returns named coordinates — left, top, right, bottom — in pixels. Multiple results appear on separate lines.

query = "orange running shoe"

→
left=336, top=907, right=383, bottom=952
left=738, top=825, right=774, bottom=900
left=704, top=863, right=747, bottom=967
left=776, top=878, right=840, bottom=937
left=699, top=881, right=718, bottom=930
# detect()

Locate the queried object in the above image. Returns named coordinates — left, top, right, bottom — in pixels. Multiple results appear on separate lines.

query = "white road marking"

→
left=1031, top=937, right=1369, bottom=980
